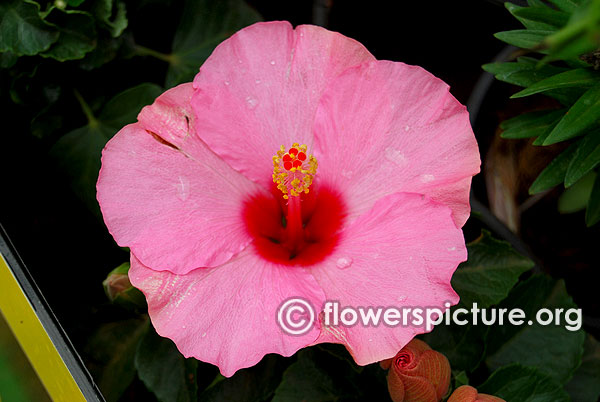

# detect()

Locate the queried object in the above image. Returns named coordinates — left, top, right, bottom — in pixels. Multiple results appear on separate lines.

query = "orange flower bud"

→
left=447, top=385, right=506, bottom=402
left=385, top=339, right=451, bottom=402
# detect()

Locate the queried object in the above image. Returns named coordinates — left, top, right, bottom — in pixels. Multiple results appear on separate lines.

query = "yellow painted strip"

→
left=0, top=252, right=86, bottom=402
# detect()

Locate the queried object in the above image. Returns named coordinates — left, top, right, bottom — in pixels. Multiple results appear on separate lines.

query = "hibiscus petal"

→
left=313, top=60, right=480, bottom=227
left=129, top=251, right=325, bottom=377
left=310, top=192, right=464, bottom=365
left=190, top=21, right=375, bottom=188
left=97, top=117, right=264, bottom=274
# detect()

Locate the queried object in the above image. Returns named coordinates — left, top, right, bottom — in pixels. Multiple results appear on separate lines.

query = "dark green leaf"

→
left=529, top=141, right=579, bottom=194
left=507, top=3, right=569, bottom=31
left=272, top=351, right=341, bottom=402
left=0, top=0, right=59, bottom=56
left=586, top=172, right=600, bottom=225
left=99, top=83, right=163, bottom=129
left=68, top=0, right=87, bottom=6
left=565, top=335, right=600, bottom=402
left=422, top=322, right=488, bottom=373
left=93, top=0, right=127, bottom=38
left=483, top=57, right=567, bottom=88
left=41, top=8, right=97, bottom=61
left=200, top=355, right=286, bottom=402
left=479, top=364, right=570, bottom=401
left=85, top=318, right=148, bottom=402
left=544, top=84, right=600, bottom=145
left=547, top=0, right=581, bottom=13
left=485, top=275, right=585, bottom=384
left=451, top=231, right=533, bottom=309
left=494, top=29, right=552, bottom=50
left=558, top=171, right=596, bottom=213
left=135, top=327, right=198, bottom=402
left=565, top=131, right=600, bottom=186
left=165, top=0, right=261, bottom=87
left=453, top=371, right=469, bottom=388
left=0, top=51, right=17, bottom=68
left=511, top=68, right=600, bottom=99
left=500, top=109, right=564, bottom=139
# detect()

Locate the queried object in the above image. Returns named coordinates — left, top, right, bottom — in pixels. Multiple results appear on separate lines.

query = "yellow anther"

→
left=272, top=143, right=318, bottom=198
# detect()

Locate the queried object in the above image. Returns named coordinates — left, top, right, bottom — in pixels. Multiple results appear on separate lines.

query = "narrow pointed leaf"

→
left=558, top=171, right=596, bottom=213
left=547, top=0, right=580, bottom=13
left=500, top=109, right=564, bottom=139
left=565, top=335, right=600, bottom=402
left=543, top=84, right=600, bottom=145
left=494, top=30, right=552, bottom=50
left=509, top=4, right=569, bottom=30
left=529, top=141, right=580, bottom=194
left=565, top=131, right=600, bottom=186
left=511, top=69, right=600, bottom=99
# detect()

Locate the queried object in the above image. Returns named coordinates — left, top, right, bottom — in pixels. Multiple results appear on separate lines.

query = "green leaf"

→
left=542, top=84, right=600, bottom=145
left=272, top=351, right=341, bottom=402
left=558, top=171, right=596, bottom=213
left=453, top=371, right=469, bottom=388
left=85, top=318, right=148, bottom=402
left=529, top=141, right=579, bottom=194
left=422, top=322, right=488, bottom=373
left=507, top=3, right=569, bottom=31
left=485, top=275, right=585, bottom=384
left=479, top=364, right=570, bottom=401
left=494, top=29, right=552, bottom=50
left=41, top=8, right=97, bottom=61
left=93, top=0, right=127, bottom=38
left=586, top=172, right=600, bottom=225
left=547, top=0, right=581, bottom=13
left=483, top=57, right=567, bottom=87
left=500, top=109, right=564, bottom=139
left=565, top=131, right=600, bottom=186
left=165, top=0, right=261, bottom=87
left=0, top=0, right=59, bottom=56
left=0, top=51, right=17, bottom=68
left=135, top=326, right=198, bottom=402
left=482, top=57, right=579, bottom=104
left=451, top=231, right=533, bottom=309
left=511, top=68, right=600, bottom=99
left=50, top=83, right=162, bottom=214
left=200, top=355, right=286, bottom=402
left=565, top=335, right=600, bottom=402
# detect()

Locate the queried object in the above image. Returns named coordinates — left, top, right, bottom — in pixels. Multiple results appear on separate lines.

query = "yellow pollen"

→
left=272, top=142, right=318, bottom=199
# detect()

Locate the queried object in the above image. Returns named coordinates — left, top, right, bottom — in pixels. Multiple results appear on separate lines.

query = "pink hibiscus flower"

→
left=97, top=21, right=480, bottom=377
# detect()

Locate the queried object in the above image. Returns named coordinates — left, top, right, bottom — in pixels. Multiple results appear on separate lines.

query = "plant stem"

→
left=74, top=90, right=98, bottom=127
left=133, top=44, right=175, bottom=64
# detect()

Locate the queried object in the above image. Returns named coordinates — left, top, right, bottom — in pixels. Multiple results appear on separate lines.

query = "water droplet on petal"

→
left=202, top=332, right=207, bottom=338
left=420, top=174, right=435, bottom=183
left=397, top=295, right=407, bottom=302
left=224, top=80, right=230, bottom=86
left=246, top=96, right=258, bottom=109
left=341, top=170, right=354, bottom=179
left=270, top=60, right=276, bottom=65
left=255, top=79, right=261, bottom=84
left=384, top=147, right=407, bottom=166
left=404, top=125, right=410, bottom=131
left=176, top=176, right=189, bottom=201
left=336, top=257, right=353, bottom=269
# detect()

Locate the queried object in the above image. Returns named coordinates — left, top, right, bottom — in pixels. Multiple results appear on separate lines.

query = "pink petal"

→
left=97, top=113, right=264, bottom=274
left=129, top=251, right=325, bottom=377
left=313, top=60, right=480, bottom=227
left=190, top=21, right=375, bottom=188
left=309, top=192, right=465, bottom=365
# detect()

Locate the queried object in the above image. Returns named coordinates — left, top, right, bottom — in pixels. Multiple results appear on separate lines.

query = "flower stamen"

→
left=272, top=143, right=318, bottom=199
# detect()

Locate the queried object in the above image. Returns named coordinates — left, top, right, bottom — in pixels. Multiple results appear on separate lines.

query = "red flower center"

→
left=394, top=351, right=414, bottom=369
left=243, top=185, right=345, bottom=266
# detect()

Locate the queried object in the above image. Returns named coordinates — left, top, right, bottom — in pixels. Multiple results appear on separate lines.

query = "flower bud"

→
left=447, top=385, right=506, bottom=402
left=103, top=262, right=146, bottom=311
left=385, top=338, right=451, bottom=402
